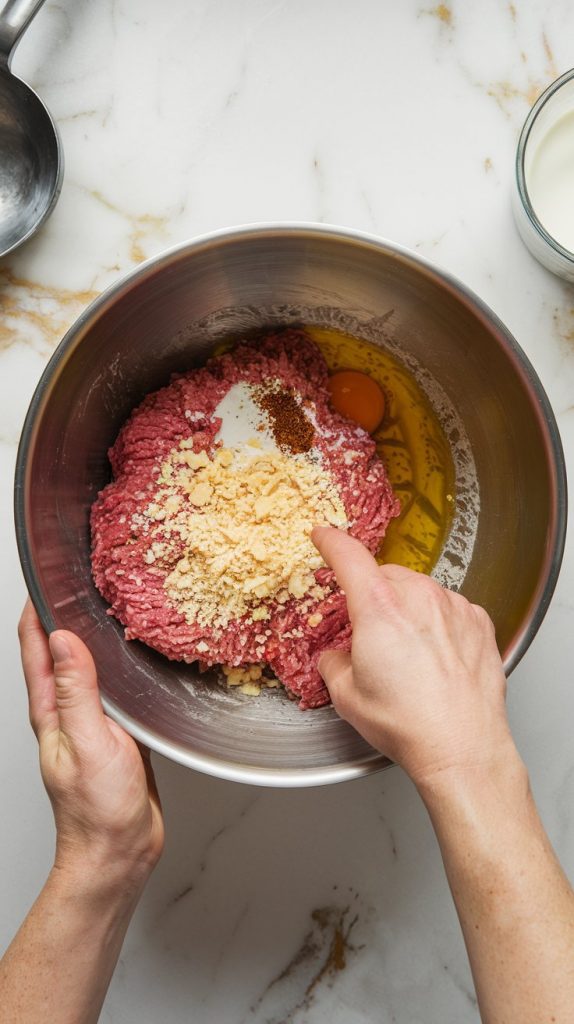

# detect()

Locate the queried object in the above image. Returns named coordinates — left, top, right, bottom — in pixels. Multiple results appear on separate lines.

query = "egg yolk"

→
left=327, top=370, right=386, bottom=433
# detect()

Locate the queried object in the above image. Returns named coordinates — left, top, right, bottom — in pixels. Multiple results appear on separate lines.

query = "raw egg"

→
left=327, top=369, right=386, bottom=433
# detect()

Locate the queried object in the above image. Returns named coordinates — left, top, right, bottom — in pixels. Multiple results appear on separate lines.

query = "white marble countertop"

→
left=2, top=1, right=574, bottom=1021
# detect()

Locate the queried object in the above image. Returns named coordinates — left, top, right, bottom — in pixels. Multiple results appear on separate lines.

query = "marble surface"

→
left=2, top=1, right=574, bottom=1020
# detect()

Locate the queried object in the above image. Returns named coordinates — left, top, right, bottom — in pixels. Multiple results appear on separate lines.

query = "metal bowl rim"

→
left=14, top=222, right=568, bottom=786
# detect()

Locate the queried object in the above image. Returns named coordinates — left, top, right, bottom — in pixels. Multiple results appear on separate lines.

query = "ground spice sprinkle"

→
left=255, top=384, right=315, bottom=454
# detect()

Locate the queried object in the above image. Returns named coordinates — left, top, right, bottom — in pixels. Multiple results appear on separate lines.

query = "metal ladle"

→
left=0, top=0, right=63, bottom=258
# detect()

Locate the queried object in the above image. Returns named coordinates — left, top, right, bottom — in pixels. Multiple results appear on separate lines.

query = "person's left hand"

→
left=18, top=601, right=164, bottom=897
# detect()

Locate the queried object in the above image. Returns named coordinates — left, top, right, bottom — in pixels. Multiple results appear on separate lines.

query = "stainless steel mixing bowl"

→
left=14, top=224, right=567, bottom=787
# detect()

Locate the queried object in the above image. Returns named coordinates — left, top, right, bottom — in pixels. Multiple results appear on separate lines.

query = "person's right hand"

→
left=312, top=527, right=516, bottom=790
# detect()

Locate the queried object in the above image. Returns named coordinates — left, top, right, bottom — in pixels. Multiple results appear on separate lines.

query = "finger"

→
left=49, top=630, right=106, bottom=740
left=143, top=754, right=163, bottom=812
left=312, top=527, right=381, bottom=618
left=132, top=740, right=162, bottom=809
left=317, top=649, right=353, bottom=710
left=136, top=741, right=152, bottom=762
left=111, top=731, right=163, bottom=809
left=378, top=563, right=419, bottom=583
left=18, top=600, right=58, bottom=740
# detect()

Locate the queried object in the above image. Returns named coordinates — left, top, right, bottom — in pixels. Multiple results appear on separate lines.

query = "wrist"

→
left=415, top=740, right=531, bottom=822
left=52, top=840, right=155, bottom=909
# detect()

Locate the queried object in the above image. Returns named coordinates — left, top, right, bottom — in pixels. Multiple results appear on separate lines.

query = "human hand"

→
left=312, top=527, right=516, bottom=791
left=18, top=601, right=164, bottom=898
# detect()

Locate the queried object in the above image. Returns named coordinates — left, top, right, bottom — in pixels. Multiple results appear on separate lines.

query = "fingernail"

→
left=49, top=632, right=71, bottom=663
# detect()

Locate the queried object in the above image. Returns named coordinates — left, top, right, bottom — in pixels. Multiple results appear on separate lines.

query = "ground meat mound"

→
left=90, top=329, right=400, bottom=709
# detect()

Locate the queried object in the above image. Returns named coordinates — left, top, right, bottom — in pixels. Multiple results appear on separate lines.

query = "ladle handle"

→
left=0, top=0, right=46, bottom=64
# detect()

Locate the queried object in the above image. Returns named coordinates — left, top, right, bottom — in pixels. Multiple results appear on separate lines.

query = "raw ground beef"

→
left=90, top=328, right=400, bottom=708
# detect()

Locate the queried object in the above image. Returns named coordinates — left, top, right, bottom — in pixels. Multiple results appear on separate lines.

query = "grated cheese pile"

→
left=141, top=439, right=347, bottom=629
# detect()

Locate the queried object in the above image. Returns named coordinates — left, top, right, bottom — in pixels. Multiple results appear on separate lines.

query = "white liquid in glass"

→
left=528, top=110, right=574, bottom=252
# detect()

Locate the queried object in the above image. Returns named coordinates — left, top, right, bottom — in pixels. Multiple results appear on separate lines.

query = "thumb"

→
left=49, top=631, right=105, bottom=740
left=318, top=649, right=353, bottom=713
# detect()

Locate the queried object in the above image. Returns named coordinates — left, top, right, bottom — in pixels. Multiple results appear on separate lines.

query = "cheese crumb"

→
left=239, top=681, right=262, bottom=696
left=188, top=481, right=213, bottom=507
left=222, top=663, right=280, bottom=697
